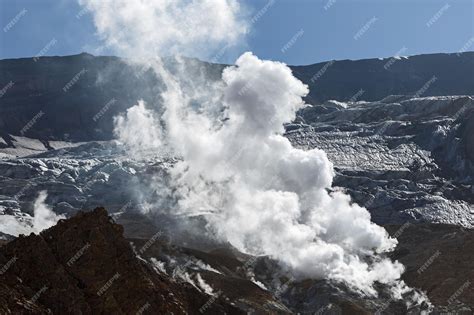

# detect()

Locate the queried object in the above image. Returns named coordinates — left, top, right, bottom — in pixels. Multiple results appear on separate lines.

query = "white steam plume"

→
left=80, top=0, right=427, bottom=302
left=79, top=0, right=248, bottom=60
left=32, top=191, right=65, bottom=233
left=0, top=191, right=64, bottom=236
left=162, top=52, right=404, bottom=295
left=114, top=100, right=163, bottom=157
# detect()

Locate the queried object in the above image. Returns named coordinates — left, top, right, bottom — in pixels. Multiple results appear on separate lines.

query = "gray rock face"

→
left=287, top=95, right=474, bottom=227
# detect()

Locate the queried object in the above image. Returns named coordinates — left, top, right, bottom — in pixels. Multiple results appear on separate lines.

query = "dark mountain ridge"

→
left=0, top=52, right=473, bottom=142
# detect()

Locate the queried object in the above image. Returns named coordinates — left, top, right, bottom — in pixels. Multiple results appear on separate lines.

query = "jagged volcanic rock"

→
left=1, top=207, right=473, bottom=314
left=0, top=208, right=243, bottom=314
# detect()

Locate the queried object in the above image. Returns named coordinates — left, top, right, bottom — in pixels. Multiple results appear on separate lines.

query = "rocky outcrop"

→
left=2, top=208, right=472, bottom=314
left=387, top=223, right=474, bottom=314
left=0, top=208, right=242, bottom=314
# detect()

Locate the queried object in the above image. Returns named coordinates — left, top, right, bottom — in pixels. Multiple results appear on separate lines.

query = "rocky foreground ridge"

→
left=0, top=208, right=245, bottom=314
left=0, top=208, right=473, bottom=314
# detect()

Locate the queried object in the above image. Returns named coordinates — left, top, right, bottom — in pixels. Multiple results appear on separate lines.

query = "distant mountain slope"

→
left=0, top=53, right=223, bottom=142
left=0, top=52, right=473, bottom=141
left=292, top=52, right=474, bottom=104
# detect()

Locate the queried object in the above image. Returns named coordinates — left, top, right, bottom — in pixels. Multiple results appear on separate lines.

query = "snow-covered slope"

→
left=0, top=95, right=473, bottom=235
left=288, top=95, right=474, bottom=227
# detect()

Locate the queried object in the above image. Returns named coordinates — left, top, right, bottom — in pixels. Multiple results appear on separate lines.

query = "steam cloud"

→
left=32, top=191, right=66, bottom=232
left=0, top=191, right=64, bottom=236
left=80, top=0, right=428, bottom=301
left=79, top=0, right=247, bottom=59
left=114, top=100, right=163, bottom=157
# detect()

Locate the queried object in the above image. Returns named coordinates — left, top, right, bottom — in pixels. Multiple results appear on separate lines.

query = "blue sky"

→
left=0, top=0, right=473, bottom=65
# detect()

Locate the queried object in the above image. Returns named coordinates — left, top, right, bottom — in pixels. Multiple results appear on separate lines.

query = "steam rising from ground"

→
left=114, top=100, right=163, bottom=157
left=32, top=191, right=65, bottom=232
left=145, top=52, right=406, bottom=296
left=0, top=191, right=64, bottom=236
left=80, top=0, right=428, bottom=302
